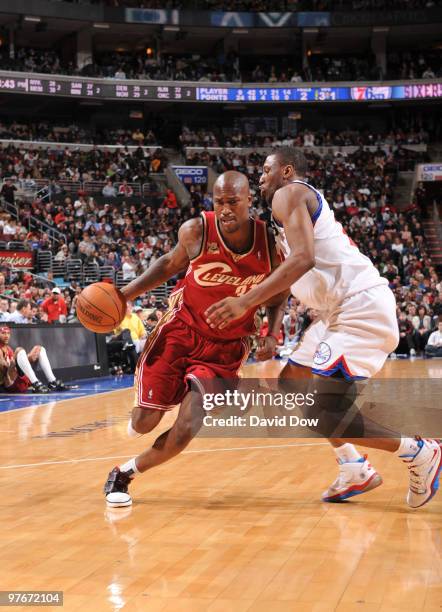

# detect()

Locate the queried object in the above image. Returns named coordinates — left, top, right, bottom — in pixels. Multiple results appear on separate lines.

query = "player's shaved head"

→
left=213, top=171, right=250, bottom=195
left=212, top=171, right=252, bottom=234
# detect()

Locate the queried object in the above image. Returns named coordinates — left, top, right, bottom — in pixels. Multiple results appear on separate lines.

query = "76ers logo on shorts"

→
left=313, top=342, right=332, bottom=366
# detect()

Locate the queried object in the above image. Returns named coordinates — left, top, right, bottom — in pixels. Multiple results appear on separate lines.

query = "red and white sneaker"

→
left=401, top=438, right=442, bottom=509
left=322, top=456, right=383, bottom=503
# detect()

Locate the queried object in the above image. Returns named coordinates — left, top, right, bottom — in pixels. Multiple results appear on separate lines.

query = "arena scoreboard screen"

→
left=0, top=75, right=196, bottom=101
left=0, top=73, right=441, bottom=103
left=199, top=83, right=442, bottom=102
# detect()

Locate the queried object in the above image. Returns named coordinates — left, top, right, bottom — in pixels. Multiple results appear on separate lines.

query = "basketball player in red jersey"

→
left=0, top=326, right=71, bottom=393
left=104, top=171, right=287, bottom=507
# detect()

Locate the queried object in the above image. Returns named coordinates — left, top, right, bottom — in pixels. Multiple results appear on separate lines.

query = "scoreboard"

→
left=0, top=72, right=441, bottom=103
left=197, top=83, right=442, bottom=102
left=0, top=75, right=196, bottom=101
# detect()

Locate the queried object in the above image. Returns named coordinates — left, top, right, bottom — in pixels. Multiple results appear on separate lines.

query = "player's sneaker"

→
left=30, top=380, right=50, bottom=394
left=400, top=438, right=442, bottom=508
left=322, top=456, right=383, bottom=502
left=47, top=379, right=77, bottom=392
left=104, top=467, right=133, bottom=507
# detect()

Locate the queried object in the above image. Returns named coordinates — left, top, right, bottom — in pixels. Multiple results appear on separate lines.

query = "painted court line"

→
left=0, top=386, right=131, bottom=414
left=0, top=442, right=328, bottom=469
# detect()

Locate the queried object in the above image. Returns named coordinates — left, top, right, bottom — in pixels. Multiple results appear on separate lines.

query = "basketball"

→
left=76, top=282, right=126, bottom=333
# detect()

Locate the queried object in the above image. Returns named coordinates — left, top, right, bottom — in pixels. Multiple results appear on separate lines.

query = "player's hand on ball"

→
left=255, top=336, right=277, bottom=361
left=205, top=296, right=248, bottom=330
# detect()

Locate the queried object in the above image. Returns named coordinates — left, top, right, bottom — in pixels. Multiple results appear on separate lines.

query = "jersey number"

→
left=235, top=284, right=258, bottom=296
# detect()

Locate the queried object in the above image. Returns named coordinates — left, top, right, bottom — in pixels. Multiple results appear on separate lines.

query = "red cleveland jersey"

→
left=0, top=345, right=29, bottom=390
left=174, top=211, right=272, bottom=340
left=0, top=345, right=14, bottom=384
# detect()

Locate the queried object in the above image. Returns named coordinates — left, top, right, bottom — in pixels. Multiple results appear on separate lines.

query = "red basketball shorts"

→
left=5, top=374, right=30, bottom=393
left=134, top=316, right=250, bottom=411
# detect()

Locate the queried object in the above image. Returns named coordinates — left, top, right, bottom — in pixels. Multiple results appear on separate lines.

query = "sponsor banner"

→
left=125, top=8, right=439, bottom=28
left=351, top=86, right=392, bottom=101
left=126, top=9, right=326, bottom=28
left=125, top=8, right=179, bottom=25
left=172, top=165, right=208, bottom=185
left=126, top=9, right=302, bottom=27
left=417, top=164, right=442, bottom=182
left=0, top=250, right=34, bottom=268
left=297, top=12, right=330, bottom=27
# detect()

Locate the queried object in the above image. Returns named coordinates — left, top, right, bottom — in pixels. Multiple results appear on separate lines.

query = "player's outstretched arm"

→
left=121, top=217, right=203, bottom=301
left=206, top=184, right=315, bottom=329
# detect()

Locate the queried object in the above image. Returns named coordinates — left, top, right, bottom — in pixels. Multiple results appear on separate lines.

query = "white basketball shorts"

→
left=289, top=285, right=399, bottom=380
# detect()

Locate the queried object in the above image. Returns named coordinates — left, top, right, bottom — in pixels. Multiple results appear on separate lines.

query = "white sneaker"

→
left=104, top=467, right=133, bottom=508
left=322, top=456, right=383, bottom=502
left=389, top=352, right=397, bottom=360
left=401, top=438, right=442, bottom=508
left=410, top=348, right=416, bottom=357
left=106, top=492, right=132, bottom=508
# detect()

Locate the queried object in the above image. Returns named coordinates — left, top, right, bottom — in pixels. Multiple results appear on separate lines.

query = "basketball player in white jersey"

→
left=206, top=147, right=441, bottom=509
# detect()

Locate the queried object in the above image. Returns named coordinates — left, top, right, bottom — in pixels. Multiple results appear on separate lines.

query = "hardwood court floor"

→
left=0, top=360, right=441, bottom=612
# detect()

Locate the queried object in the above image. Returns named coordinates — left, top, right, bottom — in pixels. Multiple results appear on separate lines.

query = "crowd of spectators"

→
left=0, top=119, right=433, bottom=154
left=304, top=54, right=382, bottom=82
left=187, top=143, right=427, bottom=206
left=304, top=50, right=441, bottom=83
left=0, top=192, right=184, bottom=326
left=0, top=47, right=71, bottom=75
left=0, top=272, right=170, bottom=324
left=180, top=125, right=430, bottom=149
left=386, top=51, right=441, bottom=80
left=90, top=51, right=241, bottom=82
left=0, top=169, right=193, bottom=309
left=1, top=45, right=441, bottom=83
left=0, top=143, right=167, bottom=187
left=343, top=207, right=442, bottom=357
left=0, top=121, right=158, bottom=147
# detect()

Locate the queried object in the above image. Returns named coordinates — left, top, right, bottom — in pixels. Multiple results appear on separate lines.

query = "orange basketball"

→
left=76, top=282, right=126, bottom=333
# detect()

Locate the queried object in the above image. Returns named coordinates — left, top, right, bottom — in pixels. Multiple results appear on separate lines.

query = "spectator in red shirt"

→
left=118, top=180, right=134, bottom=198
left=54, top=206, right=66, bottom=225
left=41, top=287, right=67, bottom=323
left=163, top=189, right=178, bottom=210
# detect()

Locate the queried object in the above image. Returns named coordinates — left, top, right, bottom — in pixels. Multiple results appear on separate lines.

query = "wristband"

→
left=266, top=332, right=279, bottom=342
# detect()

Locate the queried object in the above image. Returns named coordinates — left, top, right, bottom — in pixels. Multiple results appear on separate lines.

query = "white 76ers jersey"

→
left=271, top=180, right=387, bottom=311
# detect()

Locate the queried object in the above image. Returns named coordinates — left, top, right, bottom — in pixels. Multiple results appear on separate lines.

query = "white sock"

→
left=38, top=347, right=56, bottom=383
left=127, top=419, right=143, bottom=438
left=396, top=437, right=422, bottom=459
left=16, top=349, right=38, bottom=384
left=120, top=458, right=139, bottom=477
left=334, top=443, right=363, bottom=463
